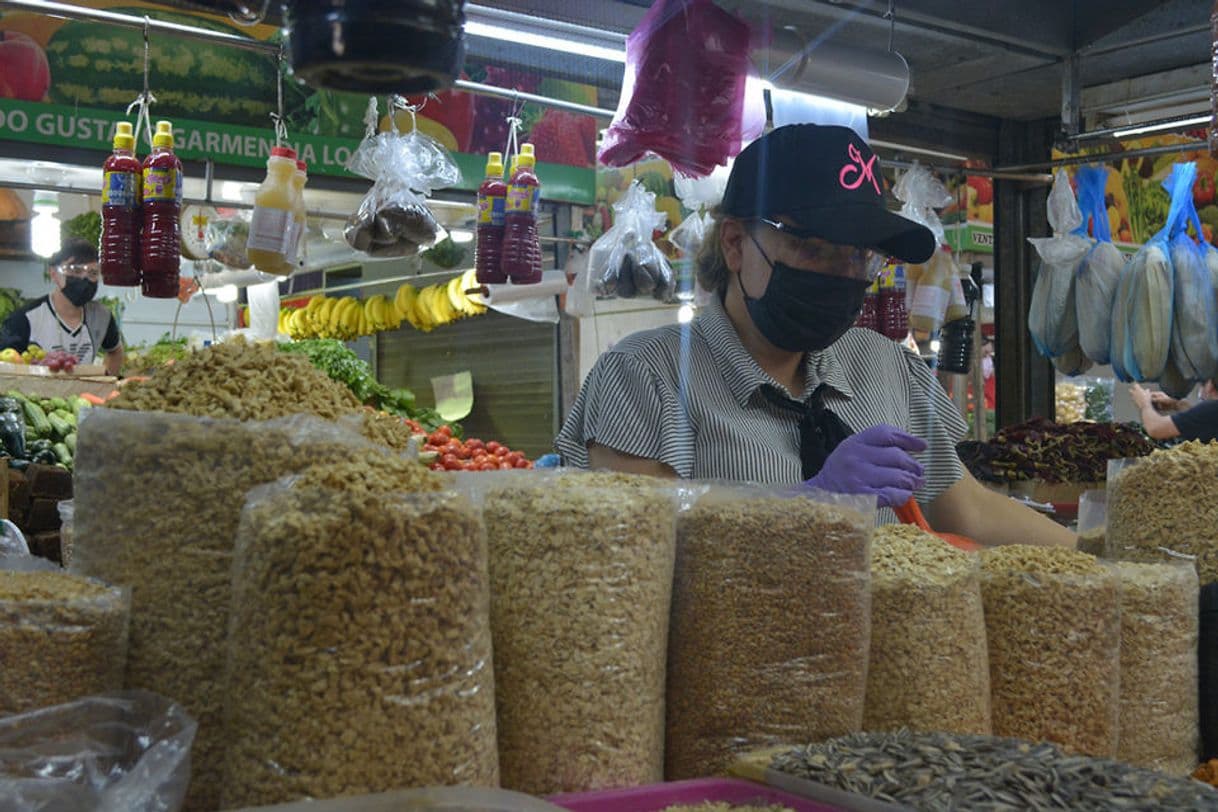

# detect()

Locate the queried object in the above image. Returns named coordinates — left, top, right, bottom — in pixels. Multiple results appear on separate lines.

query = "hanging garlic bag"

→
left=1027, top=169, right=1091, bottom=360
left=1115, top=164, right=1185, bottom=381
left=1169, top=181, right=1218, bottom=382
left=1073, top=166, right=1125, bottom=366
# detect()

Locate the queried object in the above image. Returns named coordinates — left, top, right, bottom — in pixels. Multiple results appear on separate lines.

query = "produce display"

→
left=0, top=391, right=87, bottom=471
left=865, top=525, right=990, bottom=736
left=956, top=418, right=1156, bottom=485
left=1115, top=562, right=1199, bottom=775
left=666, top=488, right=872, bottom=780
left=484, top=473, right=676, bottom=795
left=121, top=334, right=191, bottom=375
left=421, top=423, right=532, bottom=471
left=767, top=730, right=1218, bottom=810
left=0, top=287, right=23, bottom=325
left=1053, top=377, right=1114, bottom=423
left=280, top=274, right=486, bottom=340
left=979, top=546, right=1120, bottom=757
left=0, top=568, right=128, bottom=716
left=1109, top=441, right=1218, bottom=584
left=74, top=340, right=426, bottom=810
left=222, top=457, right=499, bottom=807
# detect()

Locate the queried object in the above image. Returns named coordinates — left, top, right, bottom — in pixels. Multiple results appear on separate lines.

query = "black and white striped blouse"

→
left=555, top=296, right=967, bottom=516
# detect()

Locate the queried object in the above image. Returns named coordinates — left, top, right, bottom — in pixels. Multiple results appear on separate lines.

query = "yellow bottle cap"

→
left=517, top=142, right=537, bottom=169
left=486, top=151, right=504, bottom=178
left=152, top=120, right=174, bottom=148
left=113, top=121, right=134, bottom=151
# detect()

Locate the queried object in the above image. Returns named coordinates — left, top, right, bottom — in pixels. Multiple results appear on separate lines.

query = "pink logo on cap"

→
left=839, top=143, right=881, bottom=195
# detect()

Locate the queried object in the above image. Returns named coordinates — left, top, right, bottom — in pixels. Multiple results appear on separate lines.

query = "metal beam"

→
left=994, top=118, right=1056, bottom=429
left=1061, top=54, right=1082, bottom=137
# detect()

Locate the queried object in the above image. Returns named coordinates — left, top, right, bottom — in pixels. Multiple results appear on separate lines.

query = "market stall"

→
left=2, top=0, right=1218, bottom=811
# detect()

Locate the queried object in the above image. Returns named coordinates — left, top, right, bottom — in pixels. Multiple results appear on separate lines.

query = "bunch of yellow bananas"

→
left=277, top=271, right=487, bottom=341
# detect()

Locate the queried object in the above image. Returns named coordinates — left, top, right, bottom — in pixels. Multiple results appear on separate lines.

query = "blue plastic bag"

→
left=1169, top=192, right=1218, bottom=381
left=1073, top=166, right=1124, bottom=365
left=1114, top=164, right=1187, bottom=381
left=1027, top=169, right=1091, bottom=359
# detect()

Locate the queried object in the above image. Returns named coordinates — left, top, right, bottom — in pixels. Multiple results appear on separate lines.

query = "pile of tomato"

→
left=416, top=424, right=533, bottom=472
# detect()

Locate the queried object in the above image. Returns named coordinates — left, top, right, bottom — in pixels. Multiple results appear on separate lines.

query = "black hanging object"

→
left=283, top=0, right=467, bottom=94
left=937, top=262, right=983, bottom=375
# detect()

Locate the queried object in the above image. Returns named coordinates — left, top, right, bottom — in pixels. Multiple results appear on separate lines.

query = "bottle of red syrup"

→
left=475, top=151, right=508, bottom=284
left=500, top=143, right=543, bottom=284
left=856, top=278, right=879, bottom=332
left=100, top=121, right=141, bottom=287
left=140, top=120, right=182, bottom=298
left=880, top=264, right=910, bottom=341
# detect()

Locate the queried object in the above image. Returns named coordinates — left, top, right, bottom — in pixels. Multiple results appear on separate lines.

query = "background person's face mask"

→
left=739, top=232, right=870, bottom=352
left=61, top=275, right=98, bottom=307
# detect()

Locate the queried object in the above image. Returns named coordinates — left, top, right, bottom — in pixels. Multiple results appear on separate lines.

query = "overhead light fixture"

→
left=1111, top=114, right=1211, bottom=139
left=759, top=29, right=910, bottom=113
left=30, top=192, right=60, bottom=259
left=448, top=229, right=475, bottom=244
left=464, top=5, right=627, bottom=63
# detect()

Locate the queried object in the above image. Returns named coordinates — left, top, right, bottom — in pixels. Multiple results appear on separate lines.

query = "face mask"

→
left=739, top=235, right=870, bottom=352
left=62, top=276, right=98, bottom=307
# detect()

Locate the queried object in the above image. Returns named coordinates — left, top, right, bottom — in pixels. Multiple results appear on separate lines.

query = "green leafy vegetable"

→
left=62, top=211, right=101, bottom=249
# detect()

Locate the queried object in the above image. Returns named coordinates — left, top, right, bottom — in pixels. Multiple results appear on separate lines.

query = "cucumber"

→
left=44, top=11, right=305, bottom=128
left=47, top=413, right=72, bottom=440
left=64, top=432, right=76, bottom=455
left=21, top=400, right=50, bottom=437
left=52, top=442, right=71, bottom=466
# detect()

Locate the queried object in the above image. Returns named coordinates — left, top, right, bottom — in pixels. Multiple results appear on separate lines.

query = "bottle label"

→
left=248, top=207, right=292, bottom=253
left=102, top=171, right=138, bottom=208
left=506, top=184, right=535, bottom=214
left=143, top=168, right=178, bottom=203
left=478, top=195, right=506, bottom=226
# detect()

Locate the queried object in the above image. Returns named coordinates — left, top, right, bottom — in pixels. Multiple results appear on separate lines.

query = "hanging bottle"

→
left=500, top=143, right=543, bottom=285
left=100, top=121, right=141, bottom=287
left=247, top=146, right=298, bottom=276
left=285, top=159, right=309, bottom=270
left=475, top=151, right=508, bottom=284
left=140, top=120, right=182, bottom=298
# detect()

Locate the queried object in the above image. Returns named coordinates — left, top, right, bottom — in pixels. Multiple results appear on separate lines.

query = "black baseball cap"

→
left=722, top=124, right=936, bottom=264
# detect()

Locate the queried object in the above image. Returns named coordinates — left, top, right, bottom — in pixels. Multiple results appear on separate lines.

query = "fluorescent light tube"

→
left=1111, top=115, right=1211, bottom=139
left=464, top=20, right=626, bottom=63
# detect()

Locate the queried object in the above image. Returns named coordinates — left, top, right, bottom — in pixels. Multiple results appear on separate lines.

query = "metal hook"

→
left=229, top=0, right=272, bottom=27
left=270, top=40, right=288, bottom=145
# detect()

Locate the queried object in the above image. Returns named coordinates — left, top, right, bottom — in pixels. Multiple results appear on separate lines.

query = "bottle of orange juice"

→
left=247, top=146, right=298, bottom=275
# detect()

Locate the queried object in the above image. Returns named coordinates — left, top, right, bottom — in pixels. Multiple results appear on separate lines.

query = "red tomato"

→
left=465, top=438, right=484, bottom=451
left=506, top=451, right=524, bottom=464
left=438, top=425, right=453, bottom=437
left=486, top=441, right=502, bottom=453
left=480, top=461, right=498, bottom=471
left=499, top=461, right=515, bottom=470
left=427, top=431, right=447, bottom=447
left=441, top=453, right=460, bottom=468
left=494, top=446, right=511, bottom=457
left=513, top=459, right=530, bottom=469
left=429, top=462, right=445, bottom=471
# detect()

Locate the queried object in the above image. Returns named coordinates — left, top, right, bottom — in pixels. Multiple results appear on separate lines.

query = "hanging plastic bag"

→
left=598, top=0, right=763, bottom=177
left=0, top=691, right=196, bottom=812
left=1169, top=192, right=1218, bottom=381
left=586, top=181, right=674, bottom=301
left=895, top=163, right=952, bottom=250
left=895, top=164, right=955, bottom=337
left=1074, top=166, right=1124, bottom=365
left=1115, top=164, right=1186, bottom=381
left=1027, top=169, right=1091, bottom=360
left=345, top=97, right=459, bottom=258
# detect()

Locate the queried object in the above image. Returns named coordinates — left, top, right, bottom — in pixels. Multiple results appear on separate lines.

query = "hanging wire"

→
left=885, top=0, right=897, bottom=53
left=269, top=41, right=288, bottom=146
left=502, top=91, right=527, bottom=163
left=125, top=16, right=157, bottom=147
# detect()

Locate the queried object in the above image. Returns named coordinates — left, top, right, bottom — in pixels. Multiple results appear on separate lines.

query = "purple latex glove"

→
left=804, top=424, right=928, bottom=509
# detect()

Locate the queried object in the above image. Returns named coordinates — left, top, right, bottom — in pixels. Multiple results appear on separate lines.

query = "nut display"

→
left=865, top=525, right=990, bottom=736
left=0, top=568, right=128, bottom=717
left=72, top=408, right=395, bottom=811
left=221, top=461, right=494, bottom=807
left=1108, top=442, right=1218, bottom=584
left=666, top=487, right=872, bottom=780
left=1116, top=561, right=1200, bottom=775
left=483, top=472, right=677, bottom=795
left=979, top=546, right=1120, bottom=757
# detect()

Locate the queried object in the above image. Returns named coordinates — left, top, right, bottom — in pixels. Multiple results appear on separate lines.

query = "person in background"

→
left=0, top=239, right=124, bottom=376
left=556, top=124, right=1075, bottom=548
left=1131, top=380, right=1218, bottom=442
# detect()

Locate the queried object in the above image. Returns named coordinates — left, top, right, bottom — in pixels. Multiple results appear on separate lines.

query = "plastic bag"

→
left=1076, top=489, right=1106, bottom=556
left=0, top=691, right=195, bottom=812
left=865, top=525, right=990, bottom=736
left=221, top=479, right=497, bottom=808
left=0, top=545, right=129, bottom=717
left=1115, top=561, right=1200, bottom=775
left=71, top=409, right=392, bottom=812
left=980, top=547, right=1120, bottom=758
left=344, top=97, right=458, bottom=258
left=1115, top=164, right=1188, bottom=381
left=205, top=210, right=251, bottom=269
left=468, top=471, right=679, bottom=795
left=1073, top=166, right=1124, bottom=365
left=666, top=484, right=874, bottom=779
left=897, top=165, right=956, bottom=336
left=894, top=162, right=952, bottom=249
left=1027, top=169, right=1092, bottom=359
left=587, top=181, right=674, bottom=301
left=598, top=0, right=762, bottom=177
left=1170, top=195, right=1218, bottom=381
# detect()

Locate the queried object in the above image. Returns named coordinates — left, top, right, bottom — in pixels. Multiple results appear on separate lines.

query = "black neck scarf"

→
left=762, top=383, right=855, bottom=480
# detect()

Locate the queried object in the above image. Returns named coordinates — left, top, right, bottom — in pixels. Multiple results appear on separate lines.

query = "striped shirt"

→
left=555, top=295, right=967, bottom=518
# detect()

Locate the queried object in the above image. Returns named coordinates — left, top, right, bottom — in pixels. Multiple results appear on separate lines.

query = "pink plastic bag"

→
left=598, top=0, right=761, bottom=177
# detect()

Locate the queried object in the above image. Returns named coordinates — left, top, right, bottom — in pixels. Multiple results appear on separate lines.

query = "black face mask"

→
left=739, top=235, right=871, bottom=353
left=62, top=276, right=98, bottom=307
